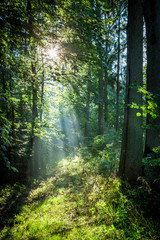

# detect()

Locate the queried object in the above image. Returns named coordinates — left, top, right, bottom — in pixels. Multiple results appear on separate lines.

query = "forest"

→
left=0, top=0, right=160, bottom=239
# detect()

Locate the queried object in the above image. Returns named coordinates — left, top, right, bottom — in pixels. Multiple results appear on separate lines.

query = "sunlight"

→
left=47, top=46, right=59, bottom=60
left=36, top=82, right=82, bottom=169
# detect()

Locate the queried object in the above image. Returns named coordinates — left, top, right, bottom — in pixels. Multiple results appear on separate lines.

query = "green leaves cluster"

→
left=0, top=116, right=11, bottom=168
left=130, top=86, right=160, bottom=120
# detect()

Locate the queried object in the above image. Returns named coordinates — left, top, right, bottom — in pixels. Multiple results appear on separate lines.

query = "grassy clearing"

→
left=0, top=154, right=160, bottom=239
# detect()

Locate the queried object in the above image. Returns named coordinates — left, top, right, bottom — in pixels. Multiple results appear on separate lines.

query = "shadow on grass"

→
left=0, top=183, right=31, bottom=230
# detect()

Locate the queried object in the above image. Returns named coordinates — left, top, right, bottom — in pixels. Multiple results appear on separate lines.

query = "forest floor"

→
left=0, top=153, right=160, bottom=239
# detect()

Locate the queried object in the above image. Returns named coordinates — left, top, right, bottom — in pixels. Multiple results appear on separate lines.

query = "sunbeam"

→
left=35, top=81, right=82, bottom=172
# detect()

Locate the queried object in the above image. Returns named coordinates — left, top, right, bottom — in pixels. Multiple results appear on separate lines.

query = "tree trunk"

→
left=119, top=0, right=143, bottom=183
left=39, top=53, right=45, bottom=174
left=104, top=67, right=108, bottom=124
left=1, top=64, right=9, bottom=118
left=27, top=0, right=39, bottom=177
left=40, top=53, right=45, bottom=121
left=30, top=49, right=39, bottom=177
left=115, top=12, right=121, bottom=131
left=104, top=15, right=108, bottom=125
left=143, top=0, right=160, bottom=154
left=98, top=69, right=104, bottom=135
left=31, top=55, right=38, bottom=136
left=96, top=0, right=104, bottom=135
left=84, top=71, right=91, bottom=140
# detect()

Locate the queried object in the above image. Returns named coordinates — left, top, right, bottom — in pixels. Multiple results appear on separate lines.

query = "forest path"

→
left=0, top=155, right=158, bottom=239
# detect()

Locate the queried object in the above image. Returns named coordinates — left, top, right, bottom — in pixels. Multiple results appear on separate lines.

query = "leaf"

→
left=11, top=167, right=19, bottom=173
left=129, top=84, right=138, bottom=88
left=1, top=145, right=7, bottom=151
left=136, top=112, right=141, bottom=117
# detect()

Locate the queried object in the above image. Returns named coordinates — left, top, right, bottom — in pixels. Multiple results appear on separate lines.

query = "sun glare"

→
left=47, top=46, right=59, bottom=60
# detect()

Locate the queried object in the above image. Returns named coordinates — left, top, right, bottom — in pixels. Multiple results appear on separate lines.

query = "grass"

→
left=0, top=154, right=160, bottom=239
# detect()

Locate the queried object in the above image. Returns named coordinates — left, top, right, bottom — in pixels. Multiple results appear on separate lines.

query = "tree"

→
left=115, top=4, right=121, bottom=131
left=143, top=0, right=160, bottom=155
left=119, top=0, right=143, bottom=183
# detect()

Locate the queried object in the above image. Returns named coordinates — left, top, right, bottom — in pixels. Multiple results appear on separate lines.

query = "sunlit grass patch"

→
left=2, top=196, right=69, bottom=239
left=0, top=154, right=159, bottom=240
left=65, top=224, right=125, bottom=240
left=27, top=177, right=55, bottom=202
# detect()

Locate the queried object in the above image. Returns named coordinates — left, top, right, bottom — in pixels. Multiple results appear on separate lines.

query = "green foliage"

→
left=0, top=183, right=26, bottom=207
left=143, top=157, right=160, bottom=167
left=0, top=116, right=11, bottom=168
left=91, top=135, right=106, bottom=152
left=81, top=129, right=121, bottom=175
left=134, top=86, right=160, bottom=119
left=0, top=0, right=127, bottom=180
left=129, top=86, right=160, bottom=120
left=130, top=86, right=160, bottom=167
left=27, top=177, right=55, bottom=202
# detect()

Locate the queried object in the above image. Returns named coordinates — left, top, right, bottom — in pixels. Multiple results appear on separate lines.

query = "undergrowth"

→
left=0, top=152, right=160, bottom=239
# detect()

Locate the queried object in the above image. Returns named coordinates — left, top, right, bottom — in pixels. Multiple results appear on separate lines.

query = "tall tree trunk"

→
left=9, top=77, right=16, bottom=166
left=104, top=67, right=108, bottom=124
left=119, top=0, right=143, bottom=183
left=115, top=12, right=121, bottom=131
left=31, top=48, right=39, bottom=177
left=84, top=71, right=91, bottom=140
left=31, top=53, right=38, bottom=136
left=40, top=53, right=45, bottom=122
left=27, top=0, right=39, bottom=177
left=38, top=53, right=45, bottom=174
left=96, top=0, right=104, bottom=135
left=1, top=63, right=9, bottom=118
left=143, top=0, right=160, bottom=154
left=98, top=69, right=104, bottom=135
left=104, top=14, right=108, bottom=125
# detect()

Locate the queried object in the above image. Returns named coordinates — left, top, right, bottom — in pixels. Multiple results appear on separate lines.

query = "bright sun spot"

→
left=47, top=46, right=59, bottom=60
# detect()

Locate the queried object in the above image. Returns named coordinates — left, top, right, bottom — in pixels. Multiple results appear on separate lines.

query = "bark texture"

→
left=119, top=0, right=143, bottom=183
left=115, top=8, right=121, bottom=131
left=143, top=0, right=160, bottom=154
